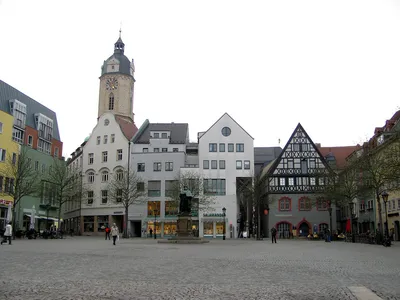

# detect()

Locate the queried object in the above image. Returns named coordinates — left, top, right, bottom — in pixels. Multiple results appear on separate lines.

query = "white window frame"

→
left=102, top=151, right=108, bottom=163
left=117, top=149, right=123, bottom=161
left=101, top=171, right=109, bottom=182
left=88, top=153, right=94, bottom=165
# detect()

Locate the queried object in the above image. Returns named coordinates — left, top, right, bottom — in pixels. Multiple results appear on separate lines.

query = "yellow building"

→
left=0, top=110, right=20, bottom=227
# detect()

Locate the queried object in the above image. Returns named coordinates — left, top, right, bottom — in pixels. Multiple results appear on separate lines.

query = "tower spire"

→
left=119, top=22, right=122, bottom=38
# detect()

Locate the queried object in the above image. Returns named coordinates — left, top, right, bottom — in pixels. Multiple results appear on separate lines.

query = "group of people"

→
left=101, top=223, right=119, bottom=245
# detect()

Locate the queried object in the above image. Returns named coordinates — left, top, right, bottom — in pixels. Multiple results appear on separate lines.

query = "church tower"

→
left=98, top=31, right=135, bottom=121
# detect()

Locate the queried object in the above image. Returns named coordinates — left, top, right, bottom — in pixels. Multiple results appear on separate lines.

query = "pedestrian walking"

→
left=105, top=226, right=111, bottom=240
left=1, top=222, right=13, bottom=245
left=271, top=226, right=277, bottom=244
left=110, top=223, right=119, bottom=245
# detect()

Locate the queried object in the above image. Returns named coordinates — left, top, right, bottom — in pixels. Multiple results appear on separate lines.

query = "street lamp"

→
left=153, top=209, right=158, bottom=240
left=349, top=201, right=355, bottom=243
left=381, top=191, right=389, bottom=237
left=222, top=207, right=226, bottom=240
left=45, top=203, right=51, bottom=230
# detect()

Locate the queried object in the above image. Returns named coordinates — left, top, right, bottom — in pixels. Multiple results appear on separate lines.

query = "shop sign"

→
left=113, top=211, right=123, bottom=214
left=0, top=199, right=13, bottom=206
left=203, top=213, right=225, bottom=217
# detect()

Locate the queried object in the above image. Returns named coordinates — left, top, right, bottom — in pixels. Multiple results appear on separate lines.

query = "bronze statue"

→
left=179, top=186, right=193, bottom=215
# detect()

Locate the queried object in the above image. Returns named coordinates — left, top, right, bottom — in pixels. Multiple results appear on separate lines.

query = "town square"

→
left=1, top=1, right=400, bottom=299
left=1, top=237, right=399, bottom=300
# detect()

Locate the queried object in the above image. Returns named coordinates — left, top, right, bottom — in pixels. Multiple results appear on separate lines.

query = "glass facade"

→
left=148, top=201, right=161, bottom=216
left=164, top=222, right=176, bottom=236
left=84, top=216, right=94, bottom=232
left=97, top=215, right=109, bottom=231
left=147, top=221, right=160, bottom=236
left=203, top=221, right=213, bottom=238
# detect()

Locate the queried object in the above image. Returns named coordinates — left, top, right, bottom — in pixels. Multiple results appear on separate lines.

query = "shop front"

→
left=201, top=213, right=227, bottom=239
left=0, top=199, right=12, bottom=229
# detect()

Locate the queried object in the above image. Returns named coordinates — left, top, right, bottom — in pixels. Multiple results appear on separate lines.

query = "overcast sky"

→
left=1, top=0, right=399, bottom=157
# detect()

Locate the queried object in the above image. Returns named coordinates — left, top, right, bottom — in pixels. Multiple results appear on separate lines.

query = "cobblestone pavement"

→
left=0, top=237, right=399, bottom=300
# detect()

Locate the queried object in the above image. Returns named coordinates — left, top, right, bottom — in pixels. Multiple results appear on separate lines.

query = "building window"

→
left=154, top=148, right=160, bottom=153
left=87, top=191, right=94, bottom=204
left=153, top=133, right=160, bottom=138
left=288, top=178, right=294, bottom=186
left=0, top=176, right=3, bottom=192
left=116, top=169, right=124, bottom=181
left=143, top=148, right=148, bottom=152
left=12, top=128, right=24, bottom=144
left=109, top=93, right=114, bottom=110
left=279, top=197, right=291, bottom=211
left=102, top=151, right=108, bottom=162
left=148, top=201, right=161, bottom=216
left=244, top=160, right=250, bottom=169
left=165, top=180, right=177, bottom=198
left=104, top=135, right=108, bottom=144
left=173, top=148, right=178, bottom=152
left=236, top=160, right=242, bottom=169
left=28, top=135, right=33, bottom=147
left=12, top=153, right=17, bottom=165
left=221, top=127, right=231, bottom=137
left=137, top=182, right=145, bottom=192
left=87, top=171, right=95, bottom=183
left=83, top=216, right=94, bottom=232
left=310, top=177, right=316, bottom=186
left=317, top=198, right=328, bottom=211
left=153, top=162, right=162, bottom=171
left=203, top=160, right=209, bottom=169
left=219, top=160, right=225, bottom=169
left=116, top=189, right=123, bottom=202
left=35, top=161, right=39, bottom=171
left=111, top=134, right=115, bottom=143
left=97, top=136, right=100, bottom=145
left=162, top=148, right=168, bottom=152
left=228, top=143, right=234, bottom=152
left=104, top=119, right=109, bottom=126
left=101, top=171, right=109, bottom=182
left=88, top=153, right=94, bottom=165
left=54, top=147, right=59, bottom=157
left=279, top=178, right=285, bottom=186
left=41, top=164, right=45, bottom=173
left=219, top=143, right=225, bottom=152
left=101, top=190, right=108, bottom=204
left=299, top=197, right=311, bottom=211
left=161, top=133, right=168, bottom=138
left=0, top=122, right=2, bottom=133
left=209, top=143, right=217, bottom=152
left=0, top=149, right=6, bottom=162
left=165, top=162, right=173, bottom=171
left=204, top=179, right=226, bottom=195
left=236, top=143, right=244, bottom=152
left=165, top=201, right=178, bottom=216
left=211, top=160, right=217, bottom=169
left=117, top=149, right=123, bottom=161
left=137, top=163, right=145, bottom=172
left=148, top=181, right=161, bottom=197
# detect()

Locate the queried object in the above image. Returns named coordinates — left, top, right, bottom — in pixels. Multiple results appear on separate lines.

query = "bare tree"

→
left=107, top=167, right=147, bottom=238
left=0, top=147, right=41, bottom=236
left=357, top=135, right=400, bottom=236
left=43, top=157, right=85, bottom=230
left=167, top=170, right=216, bottom=214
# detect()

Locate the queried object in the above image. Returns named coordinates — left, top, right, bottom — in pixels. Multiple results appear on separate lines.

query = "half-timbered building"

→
left=262, top=123, right=336, bottom=238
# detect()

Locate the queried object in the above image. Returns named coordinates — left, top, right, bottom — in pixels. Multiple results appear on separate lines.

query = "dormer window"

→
left=161, top=133, right=167, bottom=139
left=154, top=133, right=160, bottom=138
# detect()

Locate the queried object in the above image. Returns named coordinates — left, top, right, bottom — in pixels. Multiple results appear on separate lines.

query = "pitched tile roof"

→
left=318, top=145, right=361, bottom=170
left=0, top=80, right=61, bottom=141
left=132, top=122, right=188, bottom=144
left=115, top=115, right=138, bottom=140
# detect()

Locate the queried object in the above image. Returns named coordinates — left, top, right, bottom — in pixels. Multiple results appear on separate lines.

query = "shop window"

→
left=83, top=216, right=94, bottom=232
left=203, top=179, right=226, bottom=195
left=97, top=216, right=109, bottom=231
left=147, top=222, right=160, bottom=236
left=216, top=222, right=225, bottom=237
left=164, top=222, right=177, bottom=236
left=203, top=222, right=213, bottom=237
left=147, top=201, right=161, bottom=216
left=165, top=201, right=178, bottom=216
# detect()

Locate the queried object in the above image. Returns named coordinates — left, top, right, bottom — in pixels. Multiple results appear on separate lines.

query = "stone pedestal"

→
left=158, top=213, right=209, bottom=244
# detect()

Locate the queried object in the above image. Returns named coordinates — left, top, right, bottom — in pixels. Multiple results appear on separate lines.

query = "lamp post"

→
left=327, top=201, right=333, bottom=242
left=381, top=191, right=389, bottom=237
left=154, top=209, right=157, bottom=240
left=349, top=201, right=355, bottom=243
left=45, top=203, right=51, bottom=230
left=222, top=207, right=226, bottom=240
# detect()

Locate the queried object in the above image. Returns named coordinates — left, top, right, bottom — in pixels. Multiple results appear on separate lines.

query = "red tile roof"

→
left=115, top=115, right=138, bottom=140
left=318, top=145, right=361, bottom=170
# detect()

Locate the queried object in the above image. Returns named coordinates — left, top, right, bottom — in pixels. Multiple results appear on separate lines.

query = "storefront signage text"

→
left=203, top=213, right=225, bottom=217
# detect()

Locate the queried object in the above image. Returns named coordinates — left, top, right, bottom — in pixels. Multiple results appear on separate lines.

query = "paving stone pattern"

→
left=0, top=238, right=399, bottom=300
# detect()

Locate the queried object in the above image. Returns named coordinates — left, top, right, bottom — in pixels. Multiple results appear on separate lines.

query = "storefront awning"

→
left=24, top=213, right=63, bottom=222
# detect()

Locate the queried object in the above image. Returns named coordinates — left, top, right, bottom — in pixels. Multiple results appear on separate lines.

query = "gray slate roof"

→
left=101, top=53, right=132, bottom=77
left=133, top=123, right=189, bottom=144
left=0, top=80, right=61, bottom=141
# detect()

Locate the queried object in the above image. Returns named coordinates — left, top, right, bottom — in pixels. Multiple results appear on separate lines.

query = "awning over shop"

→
left=24, top=213, right=62, bottom=222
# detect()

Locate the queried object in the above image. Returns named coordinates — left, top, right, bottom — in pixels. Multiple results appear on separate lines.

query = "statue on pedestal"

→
left=179, top=186, right=193, bottom=215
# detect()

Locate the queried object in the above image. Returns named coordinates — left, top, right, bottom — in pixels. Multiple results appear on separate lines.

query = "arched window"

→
left=87, top=171, right=95, bottom=183
left=116, top=169, right=124, bottom=181
left=109, top=93, right=114, bottom=110
left=279, top=197, right=291, bottom=211
left=298, top=197, right=311, bottom=211
left=101, top=170, right=109, bottom=182
left=276, top=221, right=292, bottom=239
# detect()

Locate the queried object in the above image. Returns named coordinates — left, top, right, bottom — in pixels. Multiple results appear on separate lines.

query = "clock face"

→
left=106, top=77, right=119, bottom=90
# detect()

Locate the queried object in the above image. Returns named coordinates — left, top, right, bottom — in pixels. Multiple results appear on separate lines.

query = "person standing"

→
left=1, top=222, right=12, bottom=245
left=105, top=226, right=111, bottom=240
left=271, top=226, right=277, bottom=244
left=110, top=223, right=119, bottom=245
